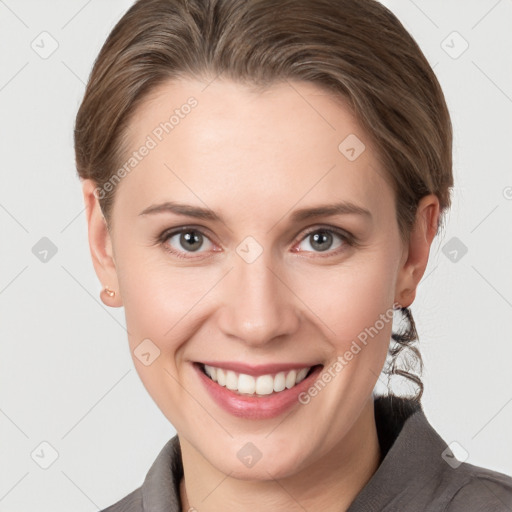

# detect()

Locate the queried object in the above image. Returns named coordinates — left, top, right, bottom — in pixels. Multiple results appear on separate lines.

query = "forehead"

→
left=115, top=77, right=394, bottom=222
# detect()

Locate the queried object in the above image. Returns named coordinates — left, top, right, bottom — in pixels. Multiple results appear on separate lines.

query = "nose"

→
left=216, top=251, right=300, bottom=347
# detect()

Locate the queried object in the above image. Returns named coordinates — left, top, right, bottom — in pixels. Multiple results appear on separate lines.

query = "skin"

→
left=82, top=77, right=439, bottom=511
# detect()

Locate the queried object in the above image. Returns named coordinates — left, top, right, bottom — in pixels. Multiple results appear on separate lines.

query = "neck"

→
left=179, top=396, right=381, bottom=512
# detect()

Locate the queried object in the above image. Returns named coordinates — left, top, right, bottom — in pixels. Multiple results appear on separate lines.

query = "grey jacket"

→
left=101, top=395, right=512, bottom=511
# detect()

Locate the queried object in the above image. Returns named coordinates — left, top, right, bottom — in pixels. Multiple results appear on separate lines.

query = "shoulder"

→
left=443, top=462, right=512, bottom=512
left=97, top=435, right=182, bottom=512
left=99, top=486, right=143, bottom=512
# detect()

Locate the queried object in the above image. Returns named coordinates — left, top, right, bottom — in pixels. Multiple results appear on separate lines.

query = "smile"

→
left=193, top=361, right=324, bottom=419
left=201, top=363, right=316, bottom=396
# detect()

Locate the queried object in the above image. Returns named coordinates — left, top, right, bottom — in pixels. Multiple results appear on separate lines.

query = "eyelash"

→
left=155, top=225, right=357, bottom=260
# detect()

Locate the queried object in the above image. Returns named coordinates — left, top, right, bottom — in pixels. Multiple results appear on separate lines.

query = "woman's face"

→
left=84, top=77, right=435, bottom=480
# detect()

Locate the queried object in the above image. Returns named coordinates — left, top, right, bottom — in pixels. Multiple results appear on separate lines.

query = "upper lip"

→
left=197, top=361, right=322, bottom=377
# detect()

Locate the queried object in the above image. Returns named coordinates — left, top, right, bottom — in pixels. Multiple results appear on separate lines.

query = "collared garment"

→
left=101, top=395, right=512, bottom=511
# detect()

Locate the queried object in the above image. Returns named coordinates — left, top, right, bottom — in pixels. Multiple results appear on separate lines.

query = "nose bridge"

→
left=218, top=247, right=298, bottom=345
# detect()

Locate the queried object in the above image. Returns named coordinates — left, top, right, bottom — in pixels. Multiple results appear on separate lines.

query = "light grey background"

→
left=0, top=0, right=511, bottom=510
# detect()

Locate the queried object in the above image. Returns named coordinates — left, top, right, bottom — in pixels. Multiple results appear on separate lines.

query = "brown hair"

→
left=74, top=0, right=454, bottom=403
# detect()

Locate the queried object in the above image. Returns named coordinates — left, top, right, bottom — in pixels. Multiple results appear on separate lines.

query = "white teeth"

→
left=273, top=372, right=286, bottom=392
left=204, top=365, right=216, bottom=380
left=296, top=367, right=309, bottom=384
left=285, top=369, right=297, bottom=389
left=216, top=368, right=226, bottom=386
left=238, top=373, right=256, bottom=394
left=255, top=375, right=274, bottom=395
left=225, top=370, right=238, bottom=390
left=202, top=364, right=313, bottom=396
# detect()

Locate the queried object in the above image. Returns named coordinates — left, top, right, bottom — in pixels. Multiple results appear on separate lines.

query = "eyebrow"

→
left=139, top=200, right=372, bottom=223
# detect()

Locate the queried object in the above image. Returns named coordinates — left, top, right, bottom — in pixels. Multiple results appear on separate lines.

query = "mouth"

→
left=194, top=362, right=323, bottom=397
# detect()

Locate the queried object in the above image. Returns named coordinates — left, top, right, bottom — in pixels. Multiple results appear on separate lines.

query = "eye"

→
left=293, top=226, right=354, bottom=257
left=158, top=227, right=217, bottom=259
left=156, top=224, right=355, bottom=260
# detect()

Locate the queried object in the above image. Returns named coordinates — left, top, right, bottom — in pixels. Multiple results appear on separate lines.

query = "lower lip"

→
left=193, top=363, right=324, bottom=420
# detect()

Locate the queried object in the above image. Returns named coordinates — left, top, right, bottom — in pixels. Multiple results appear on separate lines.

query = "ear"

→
left=81, top=179, right=123, bottom=307
left=394, top=194, right=440, bottom=308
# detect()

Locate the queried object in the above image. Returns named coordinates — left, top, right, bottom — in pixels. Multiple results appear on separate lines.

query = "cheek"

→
left=292, top=246, right=399, bottom=352
left=115, top=243, right=213, bottom=351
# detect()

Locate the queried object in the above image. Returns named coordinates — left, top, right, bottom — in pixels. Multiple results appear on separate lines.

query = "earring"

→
left=103, top=286, right=116, bottom=298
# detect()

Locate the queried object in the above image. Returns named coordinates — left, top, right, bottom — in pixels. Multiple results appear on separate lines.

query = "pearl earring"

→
left=104, top=287, right=116, bottom=298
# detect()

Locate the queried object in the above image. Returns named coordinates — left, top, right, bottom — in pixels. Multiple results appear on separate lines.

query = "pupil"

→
left=311, top=231, right=332, bottom=252
left=181, top=231, right=202, bottom=251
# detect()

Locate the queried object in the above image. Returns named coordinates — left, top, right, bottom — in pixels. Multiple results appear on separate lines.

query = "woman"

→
left=74, top=0, right=512, bottom=510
